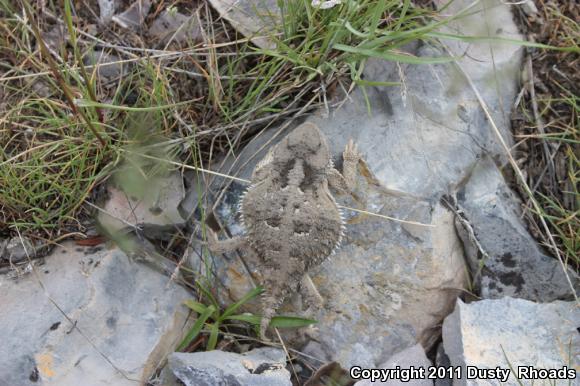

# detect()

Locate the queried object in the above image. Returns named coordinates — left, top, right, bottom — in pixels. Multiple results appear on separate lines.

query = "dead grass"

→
left=0, top=0, right=438, bottom=242
left=512, top=0, right=579, bottom=269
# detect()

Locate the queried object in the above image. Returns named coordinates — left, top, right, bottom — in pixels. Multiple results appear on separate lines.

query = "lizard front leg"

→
left=328, top=139, right=361, bottom=194
left=206, top=229, right=248, bottom=254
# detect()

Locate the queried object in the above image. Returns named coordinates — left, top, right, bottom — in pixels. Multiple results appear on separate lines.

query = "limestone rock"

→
left=98, top=172, right=186, bottom=240
left=160, top=347, right=291, bottom=386
left=98, top=0, right=117, bottom=23
left=83, top=49, right=126, bottom=81
left=1, top=236, right=38, bottom=264
left=148, top=10, right=202, bottom=46
left=442, top=298, right=579, bottom=386
left=112, top=0, right=151, bottom=30
left=0, top=242, right=192, bottom=385
left=207, top=0, right=282, bottom=48
left=454, top=157, right=579, bottom=301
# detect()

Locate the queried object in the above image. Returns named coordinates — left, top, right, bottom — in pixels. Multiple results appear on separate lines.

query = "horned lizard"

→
left=209, top=122, right=361, bottom=340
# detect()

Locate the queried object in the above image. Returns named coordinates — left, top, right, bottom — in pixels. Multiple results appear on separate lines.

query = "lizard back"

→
left=241, top=123, right=343, bottom=269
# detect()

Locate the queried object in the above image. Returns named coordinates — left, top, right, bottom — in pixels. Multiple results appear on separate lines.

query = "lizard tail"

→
left=260, top=314, right=272, bottom=341
left=260, top=294, right=284, bottom=341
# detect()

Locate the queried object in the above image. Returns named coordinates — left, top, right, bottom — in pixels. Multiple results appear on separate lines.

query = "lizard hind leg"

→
left=260, top=275, right=323, bottom=342
left=259, top=273, right=301, bottom=341
left=300, top=274, right=324, bottom=309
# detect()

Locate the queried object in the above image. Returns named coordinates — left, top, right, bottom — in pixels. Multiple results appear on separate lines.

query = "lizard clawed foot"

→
left=343, top=139, right=361, bottom=163
left=205, top=228, right=218, bottom=247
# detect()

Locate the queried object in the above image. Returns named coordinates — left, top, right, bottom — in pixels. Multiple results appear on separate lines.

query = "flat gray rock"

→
left=98, top=172, right=186, bottom=240
left=442, top=297, right=579, bottom=386
left=1, top=236, right=38, bottom=264
left=83, top=49, right=126, bottom=81
left=0, top=242, right=192, bottom=385
left=112, top=0, right=151, bottom=30
left=148, top=10, right=202, bottom=46
left=98, top=0, right=117, bottom=23
left=207, top=0, right=282, bottom=48
left=454, top=157, right=579, bottom=300
left=161, top=347, right=291, bottom=386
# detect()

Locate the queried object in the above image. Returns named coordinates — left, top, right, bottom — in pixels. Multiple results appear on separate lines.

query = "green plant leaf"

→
left=74, top=98, right=197, bottom=111
left=225, top=314, right=318, bottom=329
left=269, top=316, right=318, bottom=328
left=195, top=280, right=220, bottom=310
left=206, top=322, right=220, bottom=351
left=177, top=304, right=216, bottom=352
left=427, top=31, right=580, bottom=53
left=220, top=286, right=264, bottom=320
left=183, top=300, right=209, bottom=314
left=225, top=313, right=262, bottom=325
left=354, top=79, right=400, bottom=87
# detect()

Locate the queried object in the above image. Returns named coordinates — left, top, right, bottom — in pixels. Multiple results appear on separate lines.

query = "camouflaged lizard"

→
left=209, top=122, right=361, bottom=340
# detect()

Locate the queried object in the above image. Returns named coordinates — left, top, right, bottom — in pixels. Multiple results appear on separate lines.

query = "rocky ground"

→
left=0, top=0, right=578, bottom=385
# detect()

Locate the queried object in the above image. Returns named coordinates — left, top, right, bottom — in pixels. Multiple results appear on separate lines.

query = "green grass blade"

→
left=177, top=305, right=216, bottom=352
left=427, top=31, right=580, bottom=53
left=225, top=314, right=317, bottom=329
left=195, top=280, right=220, bottom=310
left=220, top=286, right=264, bottom=320
left=74, top=99, right=198, bottom=111
left=269, top=316, right=318, bottom=328
left=333, top=43, right=455, bottom=64
left=206, top=322, right=220, bottom=351
left=183, top=300, right=209, bottom=314
left=225, top=314, right=262, bottom=325
left=354, top=79, right=400, bottom=87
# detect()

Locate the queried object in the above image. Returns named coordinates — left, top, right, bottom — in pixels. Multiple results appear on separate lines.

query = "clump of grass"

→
left=178, top=282, right=315, bottom=351
left=0, top=20, right=178, bottom=239
left=0, top=98, right=113, bottom=234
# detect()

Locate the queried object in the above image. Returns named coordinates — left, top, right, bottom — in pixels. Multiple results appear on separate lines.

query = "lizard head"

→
left=274, top=122, right=330, bottom=171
